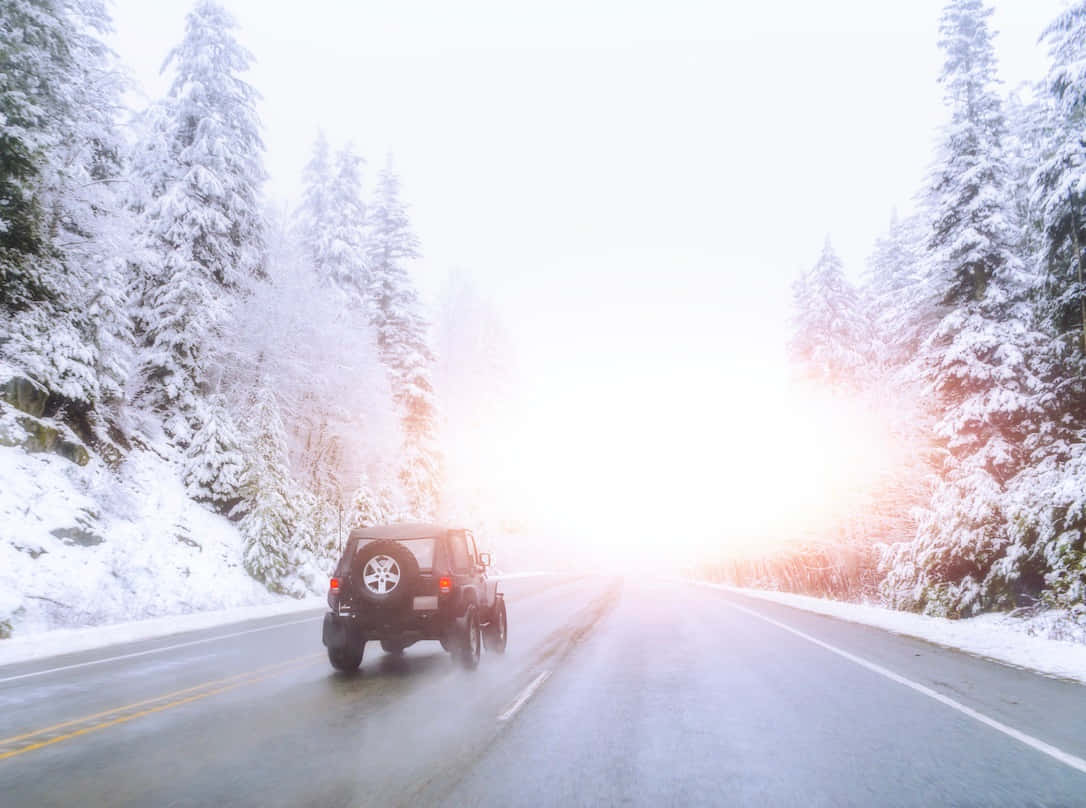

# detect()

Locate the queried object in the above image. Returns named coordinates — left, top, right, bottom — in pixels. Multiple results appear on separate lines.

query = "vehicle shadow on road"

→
left=324, top=645, right=452, bottom=688
left=373, top=648, right=451, bottom=678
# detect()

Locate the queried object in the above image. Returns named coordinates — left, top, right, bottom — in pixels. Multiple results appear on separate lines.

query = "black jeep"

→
left=321, top=523, right=507, bottom=672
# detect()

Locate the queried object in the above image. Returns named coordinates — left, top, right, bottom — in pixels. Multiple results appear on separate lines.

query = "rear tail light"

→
left=329, top=577, right=340, bottom=592
left=438, top=576, right=452, bottom=594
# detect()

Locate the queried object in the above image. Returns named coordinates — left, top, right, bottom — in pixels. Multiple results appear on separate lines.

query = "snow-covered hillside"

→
left=0, top=0, right=521, bottom=642
left=0, top=417, right=297, bottom=638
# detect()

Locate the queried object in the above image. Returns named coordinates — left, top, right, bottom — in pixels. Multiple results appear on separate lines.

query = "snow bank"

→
left=699, top=583, right=1086, bottom=686
left=0, top=442, right=311, bottom=638
left=0, top=596, right=323, bottom=668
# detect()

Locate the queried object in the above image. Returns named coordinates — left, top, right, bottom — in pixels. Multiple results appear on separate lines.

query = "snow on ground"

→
left=0, top=596, right=323, bottom=668
left=699, top=582, right=1086, bottom=686
left=0, top=441, right=309, bottom=639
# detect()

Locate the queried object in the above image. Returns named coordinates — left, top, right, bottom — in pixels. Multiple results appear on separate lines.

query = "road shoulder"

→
left=693, top=581, right=1086, bottom=685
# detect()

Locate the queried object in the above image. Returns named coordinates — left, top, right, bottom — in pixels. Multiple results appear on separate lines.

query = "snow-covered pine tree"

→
left=49, top=30, right=135, bottom=410
left=864, top=212, right=942, bottom=370
left=366, top=160, right=441, bottom=518
left=1001, top=439, right=1086, bottom=616
left=297, top=132, right=332, bottom=269
left=398, top=411, right=442, bottom=520
left=297, top=135, right=368, bottom=305
left=1034, top=1, right=1086, bottom=358
left=291, top=488, right=328, bottom=557
left=347, top=472, right=388, bottom=530
left=789, top=238, right=872, bottom=391
left=991, top=1, right=1086, bottom=615
left=291, top=137, right=377, bottom=514
left=0, top=0, right=74, bottom=312
left=133, top=0, right=266, bottom=448
left=855, top=213, right=946, bottom=569
left=1023, top=4, right=1086, bottom=463
left=1004, top=92, right=1048, bottom=268
left=0, top=0, right=134, bottom=410
left=236, top=387, right=296, bottom=592
left=880, top=0, right=1047, bottom=616
left=163, top=0, right=265, bottom=287
left=325, top=144, right=370, bottom=305
left=227, top=205, right=400, bottom=540
left=183, top=394, right=244, bottom=509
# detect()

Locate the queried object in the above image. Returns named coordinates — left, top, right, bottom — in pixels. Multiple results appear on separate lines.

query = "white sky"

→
left=108, top=0, right=1066, bottom=555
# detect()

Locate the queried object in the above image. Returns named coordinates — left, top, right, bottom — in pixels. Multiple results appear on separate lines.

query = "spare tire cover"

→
left=351, top=539, right=419, bottom=608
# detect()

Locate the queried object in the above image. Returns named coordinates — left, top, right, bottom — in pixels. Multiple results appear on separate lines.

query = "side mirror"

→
left=478, top=552, right=491, bottom=567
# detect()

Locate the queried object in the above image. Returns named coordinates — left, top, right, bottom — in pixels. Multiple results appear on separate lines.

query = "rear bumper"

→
left=322, top=608, right=447, bottom=647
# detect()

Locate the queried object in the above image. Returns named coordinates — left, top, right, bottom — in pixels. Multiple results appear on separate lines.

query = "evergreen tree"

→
left=347, top=472, right=389, bottom=529
left=228, top=205, right=399, bottom=536
left=51, top=46, right=135, bottom=409
left=1024, top=6, right=1086, bottom=471
left=992, top=2, right=1086, bottom=615
left=789, top=238, right=871, bottom=390
left=928, top=0, right=1015, bottom=307
left=236, top=387, right=296, bottom=592
left=133, top=0, right=266, bottom=441
left=0, top=0, right=76, bottom=310
left=325, top=145, right=370, bottom=304
left=366, top=159, right=441, bottom=518
left=296, top=132, right=332, bottom=268
left=1004, top=92, right=1047, bottom=266
left=1034, top=1, right=1086, bottom=357
left=183, top=394, right=244, bottom=508
left=864, top=212, right=942, bottom=370
left=0, top=0, right=134, bottom=409
left=296, top=135, right=368, bottom=306
left=881, top=0, right=1047, bottom=616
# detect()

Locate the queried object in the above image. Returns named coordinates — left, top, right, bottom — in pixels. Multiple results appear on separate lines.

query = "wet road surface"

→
left=2, top=576, right=1085, bottom=807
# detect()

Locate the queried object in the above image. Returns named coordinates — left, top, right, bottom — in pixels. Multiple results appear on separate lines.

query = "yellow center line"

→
left=0, top=653, right=320, bottom=748
left=0, top=652, right=324, bottom=762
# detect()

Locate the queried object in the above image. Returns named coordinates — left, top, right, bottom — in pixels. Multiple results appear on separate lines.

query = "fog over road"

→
left=1, top=575, right=1085, bottom=807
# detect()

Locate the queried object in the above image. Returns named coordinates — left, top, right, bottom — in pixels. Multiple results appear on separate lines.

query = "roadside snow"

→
left=0, top=596, right=323, bottom=668
left=699, top=583, right=1086, bottom=686
left=0, top=441, right=313, bottom=638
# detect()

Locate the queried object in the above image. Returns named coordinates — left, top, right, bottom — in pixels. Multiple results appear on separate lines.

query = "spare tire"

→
left=351, top=539, right=419, bottom=609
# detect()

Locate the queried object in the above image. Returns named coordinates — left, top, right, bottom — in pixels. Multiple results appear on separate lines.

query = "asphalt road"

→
left=1, top=576, right=1085, bottom=807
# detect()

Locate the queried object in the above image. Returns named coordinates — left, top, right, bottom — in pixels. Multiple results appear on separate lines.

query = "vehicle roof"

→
left=347, top=522, right=454, bottom=541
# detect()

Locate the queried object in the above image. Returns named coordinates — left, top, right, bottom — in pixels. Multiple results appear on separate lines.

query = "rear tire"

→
left=328, top=640, right=364, bottom=672
left=380, top=640, right=404, bottom=655
left=456, top=605, right=481, bottom=670
left=483, top=597, right=507, bottom=654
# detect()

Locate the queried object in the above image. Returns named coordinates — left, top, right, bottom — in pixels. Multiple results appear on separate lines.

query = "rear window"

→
left=357, top=538, right=436, bottom=571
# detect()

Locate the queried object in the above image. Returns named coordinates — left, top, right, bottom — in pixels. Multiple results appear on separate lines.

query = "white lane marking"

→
left=721, top=599, right=1086, bottom=777
left=498, top=670, right=551, bottom=722
left=0, top=616, right=323, bottom=685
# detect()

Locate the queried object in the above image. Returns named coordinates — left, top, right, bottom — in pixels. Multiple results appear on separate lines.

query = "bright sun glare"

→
left=481, top=371, right=901, bottom=569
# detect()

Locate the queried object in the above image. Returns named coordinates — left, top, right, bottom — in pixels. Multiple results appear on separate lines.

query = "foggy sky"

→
left=108, top=0, right=1065, bottom=542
